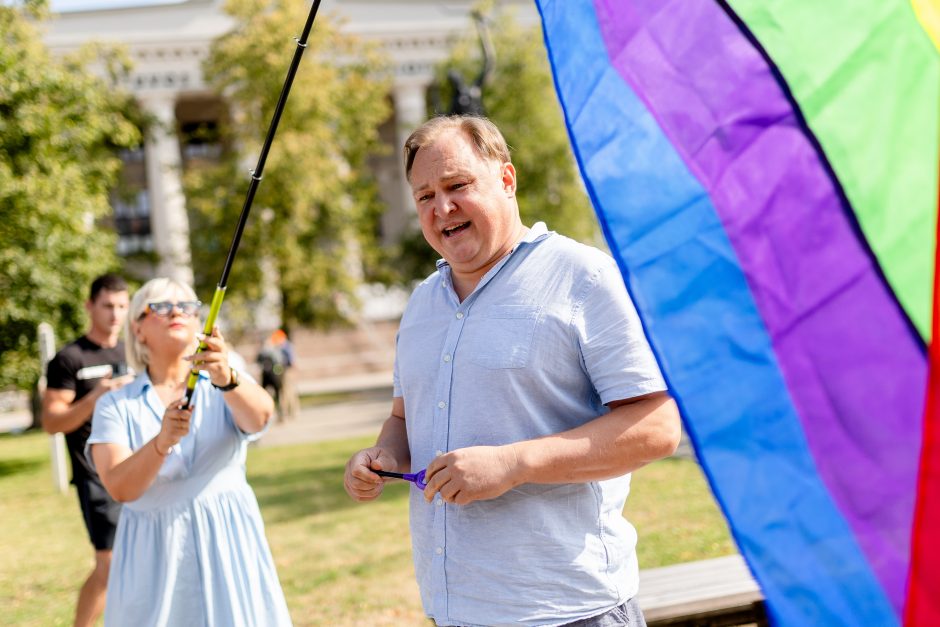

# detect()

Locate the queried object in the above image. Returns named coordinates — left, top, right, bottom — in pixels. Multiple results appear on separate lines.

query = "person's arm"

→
left=422, top=391, right=681, bottom=505
left=218, top=378, right=274, bottom=434
left=91, top=397, right=193, bottom=502
left=41, top=377, right=133, bottom=435
left=193, top=327, right=274, bottom=434
left=344, top=397, right=410, bottom=502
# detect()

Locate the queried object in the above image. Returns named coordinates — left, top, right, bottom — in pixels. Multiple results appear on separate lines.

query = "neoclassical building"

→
left=42, top=0, right=537, bottom=284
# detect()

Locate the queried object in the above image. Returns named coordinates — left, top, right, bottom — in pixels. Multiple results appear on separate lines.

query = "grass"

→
left=0, top=430, right=734, bottom=626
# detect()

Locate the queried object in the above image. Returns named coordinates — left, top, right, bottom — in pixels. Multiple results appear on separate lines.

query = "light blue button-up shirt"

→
left=394, top=223, right=667, bottom=627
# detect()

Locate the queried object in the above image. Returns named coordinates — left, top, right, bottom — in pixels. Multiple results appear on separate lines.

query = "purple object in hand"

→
left=374, top=468, right=427, bottom=489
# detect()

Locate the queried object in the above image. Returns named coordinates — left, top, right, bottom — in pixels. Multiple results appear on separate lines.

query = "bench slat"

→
left=637, top=555, right=764, bottom=625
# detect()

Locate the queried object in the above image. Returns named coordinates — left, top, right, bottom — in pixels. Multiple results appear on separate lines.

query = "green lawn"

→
left=0, top=430, right=734, bottom=626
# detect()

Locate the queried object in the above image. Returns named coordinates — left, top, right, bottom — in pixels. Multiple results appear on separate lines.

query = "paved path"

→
left=256, top=384, right=694, bottom=458
left=0, top=409, right=31, bottom=434
left=0, top=392, right=394, bottom=444
left=0, top=374, right=396, bottom=441
left=2, top=376, right=693, bottom=458
left=257, top=391, right=392, bottom=448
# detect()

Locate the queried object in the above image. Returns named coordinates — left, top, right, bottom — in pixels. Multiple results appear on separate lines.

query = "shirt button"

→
left=436, top=498, right=443, bottom=507
left=443, top=354, right=451, bottom=362
left=435, top=547, right=443, bottom=555
left=455, top=312, right=464, bottom=319
left=436, top=450, right=444, bottom=456
left=438, top=401, right=446, bottom=409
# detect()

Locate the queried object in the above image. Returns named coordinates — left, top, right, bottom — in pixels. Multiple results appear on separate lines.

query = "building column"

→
left=385, top=80, right=429, bottom=241
left=142, top=95, right=194, bottom=285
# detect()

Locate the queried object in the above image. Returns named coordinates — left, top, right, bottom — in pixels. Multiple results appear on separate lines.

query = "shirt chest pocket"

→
left=466, top=304, right=542, bottom=369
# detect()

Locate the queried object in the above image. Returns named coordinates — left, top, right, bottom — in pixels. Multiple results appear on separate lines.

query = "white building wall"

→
left=42, top=0, right=537, bottom=281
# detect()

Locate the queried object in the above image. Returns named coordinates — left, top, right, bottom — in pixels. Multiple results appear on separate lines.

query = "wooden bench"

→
left=636, top=555, right=767, bottom=626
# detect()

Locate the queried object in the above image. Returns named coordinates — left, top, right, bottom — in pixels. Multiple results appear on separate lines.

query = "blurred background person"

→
left=87, top=277, right=291, bottom=626
left=41, top=273, right=134, bottom=627
left=257, top=328, right=298, bottom=423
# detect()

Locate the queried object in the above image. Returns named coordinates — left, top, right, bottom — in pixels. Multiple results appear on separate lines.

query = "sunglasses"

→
left=141, top=300, right=202, bottom=319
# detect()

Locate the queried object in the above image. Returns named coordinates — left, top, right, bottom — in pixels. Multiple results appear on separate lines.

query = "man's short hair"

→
left=404, top=115, right=511, bottom=182
left=89, top=273, right=128, bottom=302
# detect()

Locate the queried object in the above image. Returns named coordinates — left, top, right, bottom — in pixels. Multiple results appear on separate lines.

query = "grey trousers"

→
left=560, top=598, right=647, bottom=627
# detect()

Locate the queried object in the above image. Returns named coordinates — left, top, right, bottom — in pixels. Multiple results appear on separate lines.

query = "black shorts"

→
left=75, top=475, right=121, bottom=551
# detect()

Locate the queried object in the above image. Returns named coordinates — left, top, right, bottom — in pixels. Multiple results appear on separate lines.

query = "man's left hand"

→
left=423, top=445, right=521, bottom=505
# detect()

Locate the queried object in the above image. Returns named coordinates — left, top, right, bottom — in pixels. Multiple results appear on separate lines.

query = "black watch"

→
left=212, top=367, right=240, bottom=392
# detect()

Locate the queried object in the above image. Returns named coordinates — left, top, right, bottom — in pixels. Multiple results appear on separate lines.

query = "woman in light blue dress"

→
left=88, top=277, right=292, bottom=626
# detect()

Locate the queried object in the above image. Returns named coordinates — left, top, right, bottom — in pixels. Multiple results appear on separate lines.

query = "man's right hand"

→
left=344, top=447, right=399, bottom=502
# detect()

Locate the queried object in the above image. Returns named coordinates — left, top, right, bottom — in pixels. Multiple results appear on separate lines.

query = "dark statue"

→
left=440, top=11, right=495, bottom=116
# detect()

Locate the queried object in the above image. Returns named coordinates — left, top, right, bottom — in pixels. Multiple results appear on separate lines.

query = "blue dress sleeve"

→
left=85, top=391, right=130, bottom=471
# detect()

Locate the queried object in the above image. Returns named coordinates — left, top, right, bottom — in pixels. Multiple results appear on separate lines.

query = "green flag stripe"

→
left=728, top=0, right=940, bottom=341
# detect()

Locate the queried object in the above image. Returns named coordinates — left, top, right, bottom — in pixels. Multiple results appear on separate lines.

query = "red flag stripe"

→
left=905, top=167, right=940, bottom=625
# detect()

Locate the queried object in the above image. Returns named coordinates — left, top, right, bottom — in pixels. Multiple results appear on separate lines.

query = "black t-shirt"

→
left=45, top=336, right=126, bottom=484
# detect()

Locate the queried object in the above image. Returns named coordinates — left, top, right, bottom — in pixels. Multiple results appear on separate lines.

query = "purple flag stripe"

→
left=593, top=0, right=926, bottom=611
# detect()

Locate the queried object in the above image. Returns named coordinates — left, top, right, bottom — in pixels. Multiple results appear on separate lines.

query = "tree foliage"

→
left=432, top=2, right=597, bottom=244
left=184, top=0, right=391, bottom=332
left=0, top=1, right=143, bottom=390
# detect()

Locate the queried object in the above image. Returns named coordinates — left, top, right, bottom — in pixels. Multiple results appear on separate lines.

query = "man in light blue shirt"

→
left=344, top=116, right=681, bottom=626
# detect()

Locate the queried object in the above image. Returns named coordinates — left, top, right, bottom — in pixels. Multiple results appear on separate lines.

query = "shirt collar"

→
left=519, top=221, right=551, bottom=246
left=126, top=371, right=150, bottom=397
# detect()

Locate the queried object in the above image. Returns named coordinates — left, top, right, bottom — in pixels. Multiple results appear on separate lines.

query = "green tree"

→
left=432, top=3, right=597, bottom=244
left=184, top=0, right=391, bottom=332
left=0, top=0, right=143, bottom=391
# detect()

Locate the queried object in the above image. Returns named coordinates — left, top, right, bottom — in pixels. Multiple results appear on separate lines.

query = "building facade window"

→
left=112, top=146, right=154, bottom=255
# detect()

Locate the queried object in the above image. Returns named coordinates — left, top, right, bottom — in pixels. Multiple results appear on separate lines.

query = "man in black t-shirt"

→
left=42, top=273, right=134, bottom=627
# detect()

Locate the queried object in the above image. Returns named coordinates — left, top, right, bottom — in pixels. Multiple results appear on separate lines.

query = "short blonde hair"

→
left=403, top=115, right=511, bottom=182
left=125, top=277, right=199, bottom=373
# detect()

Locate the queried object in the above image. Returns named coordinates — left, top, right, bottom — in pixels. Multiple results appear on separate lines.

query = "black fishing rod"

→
left=183, top=0, right=323, bottom=408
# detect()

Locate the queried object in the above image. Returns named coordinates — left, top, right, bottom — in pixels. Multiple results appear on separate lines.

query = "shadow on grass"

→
left=249, top=463, right=410, bottom=524
left=0, top=456, right=42, bottom=477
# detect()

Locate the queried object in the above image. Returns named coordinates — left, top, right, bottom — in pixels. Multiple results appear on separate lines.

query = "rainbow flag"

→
left=535, top=1, right=940, bottom=624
